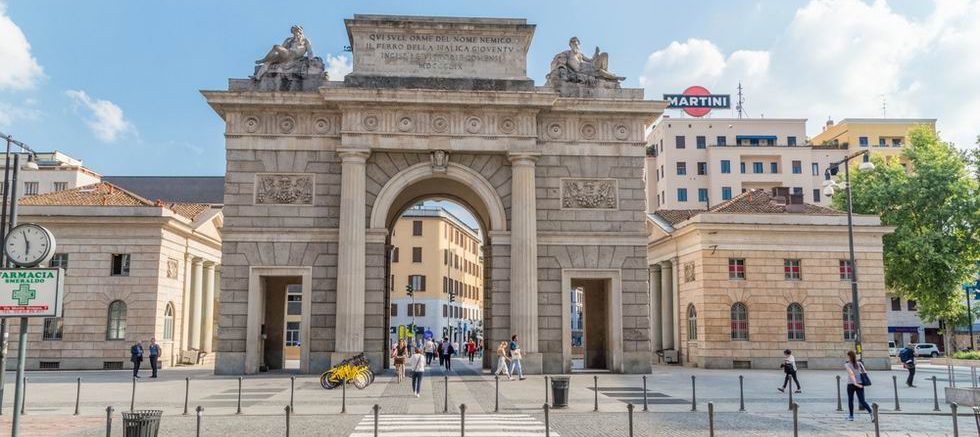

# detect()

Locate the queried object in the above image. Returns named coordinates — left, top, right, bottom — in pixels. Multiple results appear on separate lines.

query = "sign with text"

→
left=664, top=86, right=731, bottom=117
left=0, top=268, right=63, bottom=317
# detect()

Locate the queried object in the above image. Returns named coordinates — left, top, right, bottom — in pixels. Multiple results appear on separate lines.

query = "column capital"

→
left=658, top=260, right=671, bottom=268
left=338, top=148, right=371, bottom=163
left=507, top=152, right=540, bottom=165
left=203, top=260, right=216, bottom=269
left=192, top=257, right=204, bottom=266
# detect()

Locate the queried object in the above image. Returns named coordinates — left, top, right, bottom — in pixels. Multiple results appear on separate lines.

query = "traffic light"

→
left=449, top=292, right=456, bottom=303
left=406, top=283, right=414, bottom=297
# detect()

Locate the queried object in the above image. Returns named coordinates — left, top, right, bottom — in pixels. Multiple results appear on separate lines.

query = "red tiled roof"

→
left=20, top=182, right=211, bottom=220
left=655, top=189, right=844, bottom=225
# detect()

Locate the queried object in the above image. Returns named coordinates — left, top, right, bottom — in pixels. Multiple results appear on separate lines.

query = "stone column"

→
left=671, top=258, right=681, bottom=350
left=181, top=254, right=193, bottom=350
left=334, top=150, right=370, bottom=356
left=659, top=260, right=673, bottom=350
left=508, top=153, right=539, bottom=355
left=650, top=266, right=663, bottom=354
left=201, top=262, right=216, bottom=353
left=189, top=258, right=204, bottom=350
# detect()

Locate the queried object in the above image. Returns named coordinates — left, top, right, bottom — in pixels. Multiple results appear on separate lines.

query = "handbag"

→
left=858, top=363, right=872, bottom=386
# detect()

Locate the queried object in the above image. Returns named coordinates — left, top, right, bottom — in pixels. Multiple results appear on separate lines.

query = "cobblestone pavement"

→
left=1, top=359, right=977, bottom=436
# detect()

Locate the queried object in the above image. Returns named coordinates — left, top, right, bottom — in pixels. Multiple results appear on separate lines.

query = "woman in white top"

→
left=778, top=349, right=802, bottom=393
left=494, top=341, right=512, bottom=379
left=844, top=350, right=874, bottom=422
left=409, top=347, right=425, bottom=396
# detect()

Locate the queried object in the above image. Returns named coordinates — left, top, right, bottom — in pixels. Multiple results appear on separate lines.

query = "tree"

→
left=835, top=126, right=980, bottom=323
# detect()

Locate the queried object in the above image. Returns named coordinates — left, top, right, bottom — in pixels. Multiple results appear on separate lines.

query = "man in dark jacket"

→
left=440, top=337, right=455, bottom=370
left=148, top=338, right=161, bottom=378
left=899, top=345, right=916, bottom=387
left=130, top=340, right=144, bottom=378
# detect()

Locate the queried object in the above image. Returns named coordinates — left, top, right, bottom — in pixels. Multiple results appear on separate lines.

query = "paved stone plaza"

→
left=1, top=360, right=974, bottom=436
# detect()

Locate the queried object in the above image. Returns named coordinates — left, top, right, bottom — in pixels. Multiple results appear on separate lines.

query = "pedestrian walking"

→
left=148, top=338, right=161, bottom=378
left=409, top=347, right=425, bottom=396
left=899, top=344, right=916, bottom=387
left=130, top=340, right=144, bottom=378
left=844, top=351, right=874, bottom=422
left=466, top=338, right=477, bottom=363
left=494, top=341, right=512, bottom=379
left=424, top=338, right=436, bottom=366
left=508, top=334, right=525, bottom=380
left=440, top=336, right=455, bottom=370
left=777, top=349, right=802, bottom=393
left=393, top=339, right=409, bottom=383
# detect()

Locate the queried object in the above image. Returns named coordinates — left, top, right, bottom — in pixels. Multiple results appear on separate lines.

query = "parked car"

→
left=912, top=343, right=941, bottom=358
left=888, top=341, right=897, bottom=357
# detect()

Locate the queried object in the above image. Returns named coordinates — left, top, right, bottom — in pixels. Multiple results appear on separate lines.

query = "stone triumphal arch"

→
left=205, top=15, right=665, bottom=375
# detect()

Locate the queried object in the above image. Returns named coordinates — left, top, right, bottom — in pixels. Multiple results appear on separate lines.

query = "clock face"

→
left=4, top=223, right=55, bottom=267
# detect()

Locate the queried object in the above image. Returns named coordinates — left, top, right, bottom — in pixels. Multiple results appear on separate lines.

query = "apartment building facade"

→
left=2, top=151, right=101, bottom=200
left=388, top=207, right=484, bottom=346
left=644, top=118, right=847, bottom=211
left=810, top=118, right=938, bottom=161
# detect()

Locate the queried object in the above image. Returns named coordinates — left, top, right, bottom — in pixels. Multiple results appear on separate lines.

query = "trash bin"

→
left=122, top=410, right=163, bottom=437
left=551, top=376, right=570, bottom=408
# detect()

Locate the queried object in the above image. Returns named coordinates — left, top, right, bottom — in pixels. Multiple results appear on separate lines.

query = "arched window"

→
left=730, top=303, right=749, bottom=341
left=842, top=303, right=856, bottom=340
left=687, top=304, right=698, bottom=340
left=163, top=303, right=175, bottom=340
left=787, top=303, right=805, bottom=341
left=106, top=300, right=127, bottom=340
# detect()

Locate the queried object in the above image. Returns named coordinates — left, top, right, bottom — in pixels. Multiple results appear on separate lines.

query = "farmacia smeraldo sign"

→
left=0, top=268, right=64, bottom=317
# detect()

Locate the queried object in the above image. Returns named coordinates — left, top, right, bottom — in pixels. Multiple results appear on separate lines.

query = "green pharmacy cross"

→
left=11, top=283, right=37, bottom=305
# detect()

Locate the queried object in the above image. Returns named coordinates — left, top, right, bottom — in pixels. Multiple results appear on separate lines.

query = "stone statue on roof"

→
left=251, top=25, right=327, bottom=90
left=545, top=36, right=624, bottom=89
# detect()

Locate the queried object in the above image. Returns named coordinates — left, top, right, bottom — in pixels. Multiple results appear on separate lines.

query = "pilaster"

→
left=201, top=262, right=217, bottom=353
left=334, top=149, right=371, bottom=357
left=189, top=258, right=204, bottom=350
left=508, top=152, right=540, bottom=365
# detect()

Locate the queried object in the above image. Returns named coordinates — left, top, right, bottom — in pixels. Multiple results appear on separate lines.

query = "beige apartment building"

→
left=389, top=207, right=484, bottom=346
left=648, top=189, right=894, bottom=369
left=645, top=118, right=847, bottom=211
left=810, top=118, right=938, bottom=161
left=2, top=151, right=101, bottom=199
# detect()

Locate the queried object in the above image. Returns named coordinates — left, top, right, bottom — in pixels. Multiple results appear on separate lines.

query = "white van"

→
left=888, top=341, right=897, bottom=356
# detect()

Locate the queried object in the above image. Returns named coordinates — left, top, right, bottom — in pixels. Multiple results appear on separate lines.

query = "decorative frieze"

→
left=537, top=117, right=639, bottom=143
left=255, top=174, right=315, bottom=205
left=228, top=112, right=340, bottom=136
left=561, top=178, right=618, bottom=209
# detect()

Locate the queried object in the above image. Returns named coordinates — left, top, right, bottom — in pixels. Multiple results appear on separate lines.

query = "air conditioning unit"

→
left=662, top=349, right=678, bottom=364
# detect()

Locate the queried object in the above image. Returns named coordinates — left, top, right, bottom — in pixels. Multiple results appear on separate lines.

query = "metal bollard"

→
left=791, top=402, right=799, bottom=437
left=373, top=404, right=380, bottom=437
left=236, top=376, right=243, bottom=415
left=708, top=401, right=715, bottom=437
left=495, top=374, right=499, bottom=412
left=836, top=375, right=843, bottom=412
left=444, top=375, right=449, bottom=413
left=544, top=403, right=551, bottom=437
left=105, top=406, right=113, bottom=437
left=130, top=376, right=136, bottom=412
left=972, top=366, right=977, bottom=388
left=872, top=403, right=880, bottom=437
left=593, top=375, right=598, bottom=411
left=341, top=378, right=347, bottom=413
left=285, top=405, right=291, bottom=437
left=932, top=376, right=940, bottom=411
left=738, top=375, right=745, bottom=412
left=892, top=375, right=900, bottom=411
left=195, top=406, right=203, bottom=437
left=951, top=402, right=959, bottom=437
left=788, top=383, right=793, bottom=411
left=184, top=377, right=190, bottom=415
left=460, top=403, right=466, bottom=437
left=290, top=376, right=295, bottom=411
left=972, top=406, right=980, bottom=435
left=544, top=376, right=549, bottom=404
left=642, top=375, right=648, bottom=411
left=627, top=403, right=634, bottom=437
left=690, top=375, right=697, bottom=411
left=74, top=377, right=81, bottom=416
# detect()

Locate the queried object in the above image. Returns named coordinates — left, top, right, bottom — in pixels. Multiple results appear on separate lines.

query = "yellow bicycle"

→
left=319, top=354, right=373, bottom=390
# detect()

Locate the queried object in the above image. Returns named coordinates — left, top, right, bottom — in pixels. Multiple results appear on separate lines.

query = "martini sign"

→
left=664, top=86, right=731, bottom=117
left=0, top=268, right=63, bottom=317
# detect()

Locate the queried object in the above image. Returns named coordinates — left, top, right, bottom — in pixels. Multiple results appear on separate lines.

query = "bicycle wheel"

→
left=352, top=371, right=370, bottom=389
left=320, top=371, right=341, bottom=390
left=365, top=368, right=375, bottom=384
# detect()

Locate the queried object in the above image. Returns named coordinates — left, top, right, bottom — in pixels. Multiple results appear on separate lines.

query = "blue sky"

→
left=0, top=0, right=976, bottom=178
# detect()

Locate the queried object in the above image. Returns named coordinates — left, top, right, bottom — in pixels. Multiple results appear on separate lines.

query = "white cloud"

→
left=324, top=54, right=353, bottom=81
left=639, top=0, right=980, bottom=148
left=0, top=1, right=44, bottom=90
left=65, top=90, right=134, bottom=142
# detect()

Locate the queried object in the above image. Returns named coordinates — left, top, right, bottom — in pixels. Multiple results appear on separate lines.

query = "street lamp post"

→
left=824, top=150, right=875, bottom=360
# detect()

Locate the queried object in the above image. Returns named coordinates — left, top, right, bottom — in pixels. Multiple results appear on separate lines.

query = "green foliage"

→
left=953, top=350, right=980, bottom=360
left=834, top=127, right=980, bottom=322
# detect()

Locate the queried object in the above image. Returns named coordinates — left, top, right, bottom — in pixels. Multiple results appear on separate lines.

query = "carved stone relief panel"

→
left=166, top=258, right=179, bottom=279
left=255, top=174, right=315, bottom=205
left=560, top=178, right=618, bottom=209
left=229, top=112, right=340, bottom=136
left=342, top=109, right=535, bottom=137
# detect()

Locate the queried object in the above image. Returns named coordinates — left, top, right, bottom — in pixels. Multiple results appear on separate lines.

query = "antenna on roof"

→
left=880, top=95, right=887, bottom=118
left=736, top=82, right=746, bottom=119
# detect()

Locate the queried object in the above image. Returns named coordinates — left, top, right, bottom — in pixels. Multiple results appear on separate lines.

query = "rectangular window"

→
left=24, top=182, right=39, bottom=196
left=696, top=162, right=707, bottom=175
left=443, top=276, right=448, bottom=293
left=878, top=138, right=886, bottom=147
left=770, top=162, right=779, bottom=173
left=412, top=247, right=422, bottom=263
left=50, top=253, right=69, bottom=272
left=787, top=136, right=797, bottom=146
left=408, top=303, right=426, bottom=317
left=721, top=186, right=732, bottom=200
left=287, top=294, right=302, bottom=316
left=412, top=220, right=423, bottom=236
left=408, top=275, right=426, bottom=291
left=111, top=254, right=131, bottom=276
left=443, top=304, right=448, bottom=317
left=43, top=317, right=63, bottom=340
left=892, top=138, right=902, bottom=147
left=792, top=160, right=802, bottom=174
left=859, top=137, right=869, bottom=147
left=839, top=260, right=853, bottom=280
left=716, top=136, right=726, bottom=146
left=792, top=187, right=803, bottom=195
left=812, top=189, right=821, bottom=203
left=391, top=247, right=399, bottom=263
left=728, top=258, right=745, bottom=280
left=677, top=188, right=688, bottom=202
left=890, top=297, right=901, bottom=311
left=753, top=162, right=763, bottom=174
left=740, top=162, right=746, bottom=174
left=676, top=162, right=686, bottom=175
left=811, top=163, right=819, bottom=176
left=53, top=182, right=67, bottom=192
left=697, top=188, right=708, bottom=202
left=675, top=136, right=686, bottom=149
left=285, top=322, right=300, bottom=346
left=784, top=259, right=802, bottom=280
left=907, top=300, right=917, bottom=311
left=390, top=303, right=398, bottom=317
left=696, top=136, right=706, bottom=149
left=720, top=160, right=731, bottom=174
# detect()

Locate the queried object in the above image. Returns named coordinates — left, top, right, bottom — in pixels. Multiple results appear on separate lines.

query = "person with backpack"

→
left=130, top=340, right=144, bottom=378
left=845, top=350, right=874, bottom=422
left=899, top=345, right=916, bottom=387
left=777, top=349, right=801, bottom=393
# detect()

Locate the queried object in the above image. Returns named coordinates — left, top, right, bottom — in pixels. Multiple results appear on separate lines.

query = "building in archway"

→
left=204, top=15, right=664, bottom=374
